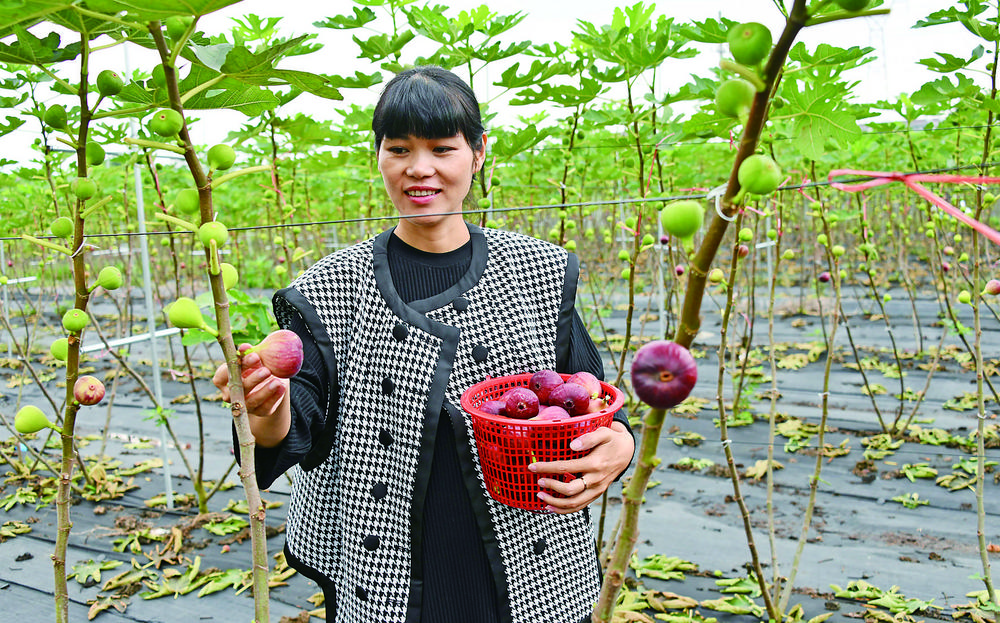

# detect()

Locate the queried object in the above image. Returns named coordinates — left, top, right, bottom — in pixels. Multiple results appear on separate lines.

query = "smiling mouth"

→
left=406, top=189, right=440, bottom=197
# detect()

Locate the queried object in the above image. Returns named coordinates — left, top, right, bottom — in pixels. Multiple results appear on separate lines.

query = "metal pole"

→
left=125, top=47, right=174, bottom=509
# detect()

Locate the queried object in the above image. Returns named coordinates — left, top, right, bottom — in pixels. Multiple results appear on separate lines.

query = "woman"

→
left=214, top=66, right=635, bottom=623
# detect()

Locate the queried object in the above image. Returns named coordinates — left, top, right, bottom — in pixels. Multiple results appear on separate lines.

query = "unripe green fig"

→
left=660, top=200, right=704, bottom=241
left=957, top=290, right=972, bottom=305
left=167, top=297, right=206, bottom=329
left=43, top=104, right=67, bottom=129
left=477, top=197, right=491, bottom=208
left=817, top=233, right=828, bottom=246
left=621, top=267, right=631, bottom=280
left=148, top=108, right=183, bottom=137
left=782, top=249, right=795, bottom=260
left=50, top=337, right=69, bottom=361
left=221, top=262, right=239, bottom=289
left=715, top=79, right=756, bottom=120
left=15, top=405, right=55, bottom=435
left=708, top=268, right=725, bottom=284
left=727, top=22, right=771, bottom=66
left=198, top=221, right=228, bottom=247
left=164, top=15, right=193, bottom=40
left=62, top=308, right=89, bottom=332
left=151, top=64, right=167, bottom=89
left=72, top=177, right=97, bottom=200
left=642, top=233, right=654, bottom=246
left=564, top=239, right=576, bottom=251
left=95, top=69, right=123, bottom=97
left=97, top=266, right=124, bottom=290
left=618, top=249, right=630, bottom=262
left=834, top=0, right=870, bottom=11
left=738, top=227, right=753, bottom=242
left=207, top=143, right=236, bottom=171
left=50, top=216, right=73, bottom=238
left=767, top=228, right=778, bottom=240
left=86, top=141, right=106, bottom=166
left=174, top=188, right=200, bottom=215
left=832, top=244, right=845, bottom=258
left=737, top=154, right=782, bottom=196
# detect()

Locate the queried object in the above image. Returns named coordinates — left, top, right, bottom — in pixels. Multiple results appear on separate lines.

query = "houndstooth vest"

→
left=271, top=224, right=600, bottom=623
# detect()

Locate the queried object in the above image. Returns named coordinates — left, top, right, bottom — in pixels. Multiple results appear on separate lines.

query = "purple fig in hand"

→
left=244, top=329, right=304, bottom=378
left=631, top=340, right=697, bottom=409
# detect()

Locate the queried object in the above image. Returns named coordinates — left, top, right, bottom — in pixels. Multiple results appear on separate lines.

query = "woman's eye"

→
left=388, top=146, right=406, bottom=154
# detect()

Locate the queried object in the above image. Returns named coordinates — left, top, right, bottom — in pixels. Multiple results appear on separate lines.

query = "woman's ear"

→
left=474, top=132, right=488, bottom=172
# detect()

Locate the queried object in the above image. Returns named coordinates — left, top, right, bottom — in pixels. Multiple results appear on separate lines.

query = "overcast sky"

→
left=3, top=1, right=987, bottom=161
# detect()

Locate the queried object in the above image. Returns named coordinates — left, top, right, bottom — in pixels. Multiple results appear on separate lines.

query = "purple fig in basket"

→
left=529, top=369, right=563, bottom=404
left=631, top=340, right=697, bottom=409
left=244, top=329, right=303, bottom=378
left=548, top=381, right=590, bottom=415
left=481, top=400, right=506, bottom=416
left=503, top=387, right=539, bottom=419
left=566, top=370, right=601, bottom=399
left=531, top=405, right=571, bottom=421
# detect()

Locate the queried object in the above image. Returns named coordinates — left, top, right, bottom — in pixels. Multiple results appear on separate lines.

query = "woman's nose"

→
left=405, top=149, right=434, bottom=178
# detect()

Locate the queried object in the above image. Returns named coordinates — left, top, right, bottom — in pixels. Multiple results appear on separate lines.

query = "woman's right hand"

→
left=212, top=345, right=292, bottom=447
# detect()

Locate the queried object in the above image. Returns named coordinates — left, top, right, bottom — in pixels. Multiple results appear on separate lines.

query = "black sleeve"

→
left=232, top=297, right=333, bottom=491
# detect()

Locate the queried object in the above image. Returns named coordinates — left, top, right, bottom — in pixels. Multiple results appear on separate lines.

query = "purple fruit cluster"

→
left=482, top=370, right=609, bottom=421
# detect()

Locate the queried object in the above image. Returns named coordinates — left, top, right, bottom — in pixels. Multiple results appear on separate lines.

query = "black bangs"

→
left=373, top=66, right=484, bottom=151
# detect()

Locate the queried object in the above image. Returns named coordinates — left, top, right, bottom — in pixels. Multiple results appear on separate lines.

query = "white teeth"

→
left=406, top=190, right=438, bottom=197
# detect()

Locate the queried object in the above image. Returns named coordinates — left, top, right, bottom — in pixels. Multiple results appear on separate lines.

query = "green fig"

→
left=737, top=154, right=782, bottom=196
left=95, top=69, right=124, bottom=97
left=660, top=200, right=704, bottom=242
left=207, top=144, right=236, bottom=171
left=50, top=216, right=73, bottom=238
left=148, top=108, right=183, bottom=137
left=62, top=308, right=89, bottom=333
left=727, top=22, right=772, bottom=66
left=86, top=141, right=106, bottom=166
left=15, top=405, right=56, bottom=435
left=167, top=297, right=207, bottom=330
left=198, top=221, right=228, bottom=247
left=43, top=104, right=67, bottom=129
left=71, top=177, right=97, bottom=200
left=220, top=262, right=239, bottom=289
left=50, top=337, right=69, bottom=361
left=97, top=266, right=124, bottom=290
left=174, top=188, right=200, bottom=215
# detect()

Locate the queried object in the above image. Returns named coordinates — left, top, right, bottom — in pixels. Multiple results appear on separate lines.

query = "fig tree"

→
left=727, top=22, right=771, bottom=66
left=630, top=340, right=698, bottom=410
left=737, top=154, right=782, bottom=196
left=148, top=108, right=183, bottom=137
left=95, top=69, right=123, bottom=97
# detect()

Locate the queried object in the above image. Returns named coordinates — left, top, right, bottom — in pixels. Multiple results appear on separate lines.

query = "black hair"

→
left=372, top=66, right=485, bottom=153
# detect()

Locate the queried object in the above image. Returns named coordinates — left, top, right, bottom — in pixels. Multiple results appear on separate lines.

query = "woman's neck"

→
left=393, top=217, right=470, bottom=253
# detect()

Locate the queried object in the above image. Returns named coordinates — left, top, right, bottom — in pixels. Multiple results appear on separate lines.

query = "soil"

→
left=1, top=283, right=998, bottom=622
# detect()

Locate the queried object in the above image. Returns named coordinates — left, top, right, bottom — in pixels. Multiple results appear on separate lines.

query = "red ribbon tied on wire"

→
left=828, top=168, right=1000, bottom=247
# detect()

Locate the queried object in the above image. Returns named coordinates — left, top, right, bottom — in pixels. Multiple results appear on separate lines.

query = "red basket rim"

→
left=460, top=372, right=624, bottom=426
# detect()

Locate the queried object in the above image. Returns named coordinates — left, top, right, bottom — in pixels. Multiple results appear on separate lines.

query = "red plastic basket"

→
left=460, top=372, right=624, bottom=512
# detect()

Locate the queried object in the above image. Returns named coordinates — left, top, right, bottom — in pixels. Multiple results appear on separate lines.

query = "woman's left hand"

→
left=528, top=420, right=635, bottom=514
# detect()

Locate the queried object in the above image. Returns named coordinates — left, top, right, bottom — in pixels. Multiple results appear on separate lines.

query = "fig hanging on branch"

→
left=631, top=341, right=698, bottom=410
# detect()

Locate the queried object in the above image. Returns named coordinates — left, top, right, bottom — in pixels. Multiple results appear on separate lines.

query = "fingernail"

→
left=570, top=439, right=582, bottom=451
left=527, top=464, right=537, bottom=472
left=537, top=479, right=548, bottom=488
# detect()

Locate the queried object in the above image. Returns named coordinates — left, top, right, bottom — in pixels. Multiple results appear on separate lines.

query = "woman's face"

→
left=377, top=132, right=487, bottom=234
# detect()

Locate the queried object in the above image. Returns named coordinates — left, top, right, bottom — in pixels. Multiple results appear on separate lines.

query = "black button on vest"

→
left=364, top=535, right=380, bottom=551
left=381, top=376, right=395, bottom=396
left=379, top=429, right=393, bottom=447
left=472, top=344, right=489, bottom=362
left=533, top=538, right=547, bottom=555
left=371, top=482, right=388, bottom=501
left=453, top=296, right=470, bottom=311
left=392, top=323, right=408, bottom=342
left=356, top=586, right=368, bottom=601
